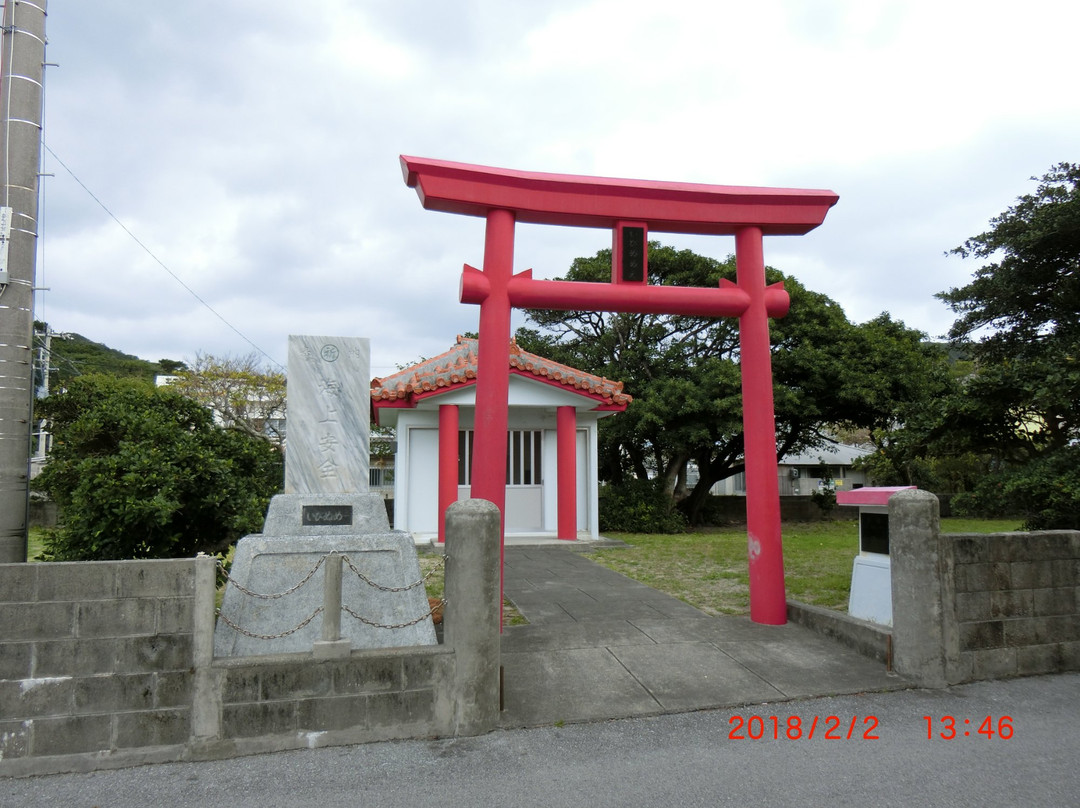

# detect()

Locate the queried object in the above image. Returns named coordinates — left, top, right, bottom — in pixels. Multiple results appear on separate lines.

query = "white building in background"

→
left=705, top=439, right=872, bottom=497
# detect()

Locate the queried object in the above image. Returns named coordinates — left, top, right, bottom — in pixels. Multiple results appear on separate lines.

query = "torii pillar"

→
left=402, top=156, right=838, bottom=625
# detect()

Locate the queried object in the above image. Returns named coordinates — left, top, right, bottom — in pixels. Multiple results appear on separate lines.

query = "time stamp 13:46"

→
left=726, top=715, right=1014, bottom=740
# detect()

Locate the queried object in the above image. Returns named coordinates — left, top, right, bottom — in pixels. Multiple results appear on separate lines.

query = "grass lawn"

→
left=27, top=527, right=46, bottom=561
left=589, top=517, right=1024, bottom=616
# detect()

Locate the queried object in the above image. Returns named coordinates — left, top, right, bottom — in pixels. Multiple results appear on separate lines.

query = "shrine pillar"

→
left=735, top=226, right=787, bottom=625
left=556, top=406, right=577, bottom=540
left=437, top=404, right=459, bottom=544
left=471, top=209, right=515, bottom=592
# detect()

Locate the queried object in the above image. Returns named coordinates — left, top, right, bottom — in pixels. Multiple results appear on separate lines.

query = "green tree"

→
left=936, top=162, right=1080, bottom=527
left=33, top=375, right=283, bottom=560
left=158, top=358, right=188, bottom=374
left=845, top=316, right=974, bottom=490
left=941, top=163, right=1080, bottom=362
left=517, top=244, right=946, bottom=524
left=951, top=445, right=1080, bottom=529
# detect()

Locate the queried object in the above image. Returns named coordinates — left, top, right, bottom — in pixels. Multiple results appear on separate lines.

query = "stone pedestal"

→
left=889, top=489, right=946, bottom=687
left=213, top=493, right=436, bottom=658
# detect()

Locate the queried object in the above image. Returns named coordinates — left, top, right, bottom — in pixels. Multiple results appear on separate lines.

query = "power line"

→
left=33, top=337, right=85, bottom=378
left=41, top=142, right=285, bottom=371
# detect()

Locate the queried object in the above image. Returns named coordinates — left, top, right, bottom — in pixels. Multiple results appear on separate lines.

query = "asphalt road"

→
left=3, top=673, right=1077, bottom=808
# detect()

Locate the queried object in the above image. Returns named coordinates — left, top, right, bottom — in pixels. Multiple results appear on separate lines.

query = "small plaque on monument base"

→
left=302, top=505, right=353, bottom=526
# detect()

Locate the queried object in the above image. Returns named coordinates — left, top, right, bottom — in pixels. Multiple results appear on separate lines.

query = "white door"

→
left=504, top=430, right=543, bottom=532
left=405, top=428, right=439, bottom=534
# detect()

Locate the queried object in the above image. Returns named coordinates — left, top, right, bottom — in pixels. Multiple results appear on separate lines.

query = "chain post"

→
left=321, top=553, right=343, bottom=642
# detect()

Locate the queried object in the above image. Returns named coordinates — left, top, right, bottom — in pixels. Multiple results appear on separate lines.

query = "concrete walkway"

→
left=499, top=546, right=909, bottom=727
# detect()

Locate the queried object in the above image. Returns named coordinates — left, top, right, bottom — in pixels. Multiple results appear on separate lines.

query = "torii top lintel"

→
left=400, top=155, right=838, bottom=236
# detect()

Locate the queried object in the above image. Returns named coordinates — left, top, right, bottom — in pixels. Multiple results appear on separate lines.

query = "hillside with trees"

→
left=35, top=322, right=185, bottom=388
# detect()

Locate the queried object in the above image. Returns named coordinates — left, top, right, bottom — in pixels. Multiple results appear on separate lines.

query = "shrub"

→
left=810, top=487, right=837, bottom=517
left=599, top=479, right=687, bottom=534
left=950, top=446, right=1080, bottom=530
left=33, top=375, right=283, bottom=560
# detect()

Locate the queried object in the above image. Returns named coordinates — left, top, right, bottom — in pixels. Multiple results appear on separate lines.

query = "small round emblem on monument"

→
left=320, top=344, right=340, bottom=362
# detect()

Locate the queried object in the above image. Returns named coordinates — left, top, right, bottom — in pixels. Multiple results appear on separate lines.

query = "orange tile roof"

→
left=370, top=336, right=631, bottom=410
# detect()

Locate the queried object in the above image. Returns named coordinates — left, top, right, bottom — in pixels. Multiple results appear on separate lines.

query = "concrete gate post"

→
left=191, top=554, right=223, bottom=741
left=889, top=489, right=948, bottom=687
left=444, top=499, right=501, bottom=735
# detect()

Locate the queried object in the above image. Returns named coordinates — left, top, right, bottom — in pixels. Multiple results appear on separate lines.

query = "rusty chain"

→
left=341, top=598, right=445, bottom=630
left=340, top=551, right=445, bottom=592
left=215, top=606, right=325, bottom=640
left=217, top=555, right=327, bottom=600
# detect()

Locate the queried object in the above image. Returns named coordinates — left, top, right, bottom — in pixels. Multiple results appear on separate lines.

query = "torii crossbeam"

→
left=402, top=156, right=838, bottom=625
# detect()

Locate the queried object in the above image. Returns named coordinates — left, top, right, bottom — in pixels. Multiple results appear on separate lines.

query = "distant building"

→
left=705, top=439, right=872, bottom=496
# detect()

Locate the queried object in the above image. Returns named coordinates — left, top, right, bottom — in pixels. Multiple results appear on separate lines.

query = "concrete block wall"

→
left=195, top=646, right=456, bottom=758
left=888, top=490, right=1080, bottom=687
left=0, top=559, right=198, bottom=771
left=0, top=501, right=501, bottom=777
left=693, top=496, right=857, bottom=524
left=946, top=530, right=1080, bottom=682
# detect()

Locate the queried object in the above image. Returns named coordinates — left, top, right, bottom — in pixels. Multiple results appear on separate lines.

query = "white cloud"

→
left=29, top=0, right=1080, bottom=377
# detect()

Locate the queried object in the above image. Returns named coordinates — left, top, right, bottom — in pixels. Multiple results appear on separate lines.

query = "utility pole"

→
left=0, top=0, right=48, bottom=563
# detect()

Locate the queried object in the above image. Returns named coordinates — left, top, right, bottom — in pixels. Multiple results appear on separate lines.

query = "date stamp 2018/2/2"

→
left=728, top=715, right=879, bottom=740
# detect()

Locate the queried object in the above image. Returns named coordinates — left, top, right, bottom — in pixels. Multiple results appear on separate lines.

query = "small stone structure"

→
left=212, top=495, right=435, bottom=657
left=284, top=335, right=370, bottom=495
left=837, top=486, right=916, bottom=627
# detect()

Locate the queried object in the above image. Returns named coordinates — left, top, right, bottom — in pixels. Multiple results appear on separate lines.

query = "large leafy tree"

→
left=517, top=244, right=947, bottom=524
left=33, top=375, right=283, bottom=560
left=936, top=162, right=1080, bottom=527
left=938, top=162, right=1080, bottom=455
left=846, top=319, right=975, bottom=491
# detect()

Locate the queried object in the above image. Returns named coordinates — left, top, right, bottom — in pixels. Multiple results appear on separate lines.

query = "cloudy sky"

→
left=32, top=0, right=1079, bottom=377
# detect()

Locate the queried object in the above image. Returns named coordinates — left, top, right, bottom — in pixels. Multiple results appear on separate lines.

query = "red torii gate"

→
left=401, top=156, right=838, bottom=625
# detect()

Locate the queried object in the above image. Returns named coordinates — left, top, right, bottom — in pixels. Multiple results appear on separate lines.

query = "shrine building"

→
left=370, top=336, right=630, bottom=542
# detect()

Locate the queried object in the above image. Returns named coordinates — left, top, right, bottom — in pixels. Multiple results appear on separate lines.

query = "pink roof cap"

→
left=836, top=486, right=917, bottom=507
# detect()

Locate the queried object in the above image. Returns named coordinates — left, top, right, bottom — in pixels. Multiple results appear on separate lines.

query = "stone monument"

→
left=214, top=335, right=436, bottom=658
left=283, top=335, right=369, bottom=495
